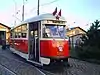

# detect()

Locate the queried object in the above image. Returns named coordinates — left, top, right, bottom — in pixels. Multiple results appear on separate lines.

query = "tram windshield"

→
left=43, top=24, right=66, bottom=39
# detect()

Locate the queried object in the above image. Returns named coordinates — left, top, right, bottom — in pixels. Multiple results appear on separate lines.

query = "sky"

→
left=0, top=0, right=100, bottom=31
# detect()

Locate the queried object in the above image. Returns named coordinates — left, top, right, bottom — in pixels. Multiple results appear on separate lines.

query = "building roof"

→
left=0, top=23, right=11, bottom=29
left=68, top=26, right=86, bottom=32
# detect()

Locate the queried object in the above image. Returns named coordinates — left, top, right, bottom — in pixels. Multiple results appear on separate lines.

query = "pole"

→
left=22, top=0, right=24, bottom=21
left=13, top=0, right=17, bottom=25
left=37, top=0, right=39, bottom=15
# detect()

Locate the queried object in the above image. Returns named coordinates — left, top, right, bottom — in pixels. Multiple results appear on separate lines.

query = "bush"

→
left=75, top=45, right=100, bottom=60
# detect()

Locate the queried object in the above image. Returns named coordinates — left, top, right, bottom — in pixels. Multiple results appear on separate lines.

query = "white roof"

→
left=21, top=13, right=66, bottom=24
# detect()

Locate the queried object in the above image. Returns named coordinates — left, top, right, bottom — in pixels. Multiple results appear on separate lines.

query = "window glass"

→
left=21, top=33, right=26, bottom=38
left=21, top=24, right=27, bottom=38
left=31, top=31, right=33, bottom=38
left=17, top=26, right=21, bottom=32
left=35, top=31, right=38, bottom=37
left=22, top=25, right=27, bottom=31
left=30, top=30, right=38, bottom=38
left=15, top=33, right=18, bottom=38
left=42, top=24, right=66, bottom=39
left=14, top=29, right=17, bottom=32
left=18, top=33, right=21, bottom=38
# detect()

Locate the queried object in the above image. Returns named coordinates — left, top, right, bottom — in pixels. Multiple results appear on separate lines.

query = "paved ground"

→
left=0, top=47, right=45, bottom=75
left=43, top=58, right=100, bottom=75
left=67, top=58, right=100, bottom=75
left=41, top=58, right=100, bottom=75
left=0, top=47, right=100, bottom=75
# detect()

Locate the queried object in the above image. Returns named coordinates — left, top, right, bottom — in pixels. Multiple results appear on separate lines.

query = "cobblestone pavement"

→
left=0, top=48, right=45, bottom=75
left=43, top=58, right=100, bottom=75
left=0, top=48, right=100, bottom=75
left=67, top=58, right=100, bottom=75
left=0, top=64, right=15, bottom=75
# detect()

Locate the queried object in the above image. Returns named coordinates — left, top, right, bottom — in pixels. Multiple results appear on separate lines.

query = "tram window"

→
left=11, top=33, right=14, bottom=38
left=18, top=33, right=21, bottom=38
left=35, top=31, right=38, bottom=37
left=11, top=30, right=15, bottom=38
left=22, top=25, right=27, bottom=31
left=18, top=35, right=20, bottom=38
left=43, top=33, right=48, bottom=38
left=21, top=33, right=26, bottom=38
left=42, top=25, right=66, bottom=38
left=11, top=33, right=12, bottom=38
left=30, top=30, right=38, bottom=38
left=15, top=33, right=17, bottom=38
left=14, top=29, right=17, bottom=33
left=30, top=31, right=34, bottom=38
left=42, top=26, right=50, bottom=38
left=17, top=26, right=21, bottom=32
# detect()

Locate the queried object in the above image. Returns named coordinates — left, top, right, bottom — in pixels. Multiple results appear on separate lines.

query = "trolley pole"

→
left=37, top=0, right=40, bottom=15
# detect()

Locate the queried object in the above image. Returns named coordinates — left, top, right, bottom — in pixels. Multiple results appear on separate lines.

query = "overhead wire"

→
left=40, top=0, right=59, bottom=6
left=26, top=0, right=59, bottom=15
left=13, top=0, right=59, bottom=22
left=12, top=0, right=29, bottom=16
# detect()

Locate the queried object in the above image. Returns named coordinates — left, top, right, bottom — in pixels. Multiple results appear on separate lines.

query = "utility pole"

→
left=22, top=0, right=39, bottom=21
left=22, top=0, right=24, bottom=21
left=37, top=0, right=39, bottom=15
left=13, top=0, right=17, bottom=25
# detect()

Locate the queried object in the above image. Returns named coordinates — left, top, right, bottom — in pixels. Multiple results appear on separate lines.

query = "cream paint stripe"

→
left=11, top=38, right=28, bottom=40
left=40, top=38, right=68, bottom=41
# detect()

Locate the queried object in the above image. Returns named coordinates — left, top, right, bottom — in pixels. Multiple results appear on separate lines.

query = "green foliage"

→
left=76, top=20, right=100, bottom=59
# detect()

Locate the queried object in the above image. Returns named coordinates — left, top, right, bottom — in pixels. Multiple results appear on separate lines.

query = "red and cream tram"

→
left=10, top=13, right=70, bottom=66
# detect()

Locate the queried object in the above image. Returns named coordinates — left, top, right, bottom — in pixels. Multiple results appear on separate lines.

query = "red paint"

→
left=40, top=40, right=70, bottom=58
left=10, top=38, right=70, bottom=58
left=10, top=39, right=28, bottom=54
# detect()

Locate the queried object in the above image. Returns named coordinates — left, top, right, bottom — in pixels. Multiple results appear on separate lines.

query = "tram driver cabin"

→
left=10, top=13, right=70, bottom=66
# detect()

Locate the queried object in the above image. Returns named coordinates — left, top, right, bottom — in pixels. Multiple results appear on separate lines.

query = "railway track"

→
left=39, top=63, right=70, bottom=75
left=0, top=63, right=17, bottom=75
left=0, top=50, right=45, bottom=75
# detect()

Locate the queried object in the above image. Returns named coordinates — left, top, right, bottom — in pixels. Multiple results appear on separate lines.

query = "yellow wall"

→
left=0, top=24, right=10, bottom=43
left=66, top=27, right=86, bottom=37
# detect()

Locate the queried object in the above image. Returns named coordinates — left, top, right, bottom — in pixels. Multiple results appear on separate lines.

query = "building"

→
left=0, top=23, right=11, bottom=45
left=66, top=27, right=86, bottom=48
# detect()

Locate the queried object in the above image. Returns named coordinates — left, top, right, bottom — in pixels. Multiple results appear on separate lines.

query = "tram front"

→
left=40, top=20, right=70, bottom=65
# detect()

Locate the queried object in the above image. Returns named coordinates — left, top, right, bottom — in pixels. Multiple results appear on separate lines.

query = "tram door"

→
left=0, top=31, right=6, bottom=45
left=29, top=22, right=39, bottom=62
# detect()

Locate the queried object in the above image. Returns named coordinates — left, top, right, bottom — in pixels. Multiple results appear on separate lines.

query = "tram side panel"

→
left=10, top=39, right=28, bottom=54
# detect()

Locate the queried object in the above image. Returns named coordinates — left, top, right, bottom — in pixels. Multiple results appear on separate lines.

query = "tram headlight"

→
left=58, top=46, right=63, bottom=52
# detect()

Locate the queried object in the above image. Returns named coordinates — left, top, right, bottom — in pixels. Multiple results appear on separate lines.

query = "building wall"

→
left=69, top=34, right=82, bottom=47
left=66, top=27, right=86, bottom=48
left=67, top=27, right=86, bottom=37
left=0, top=24, right=10, bottom=44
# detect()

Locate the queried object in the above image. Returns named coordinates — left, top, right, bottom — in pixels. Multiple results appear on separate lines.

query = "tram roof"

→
left=21, top=13, right=66, bottom=24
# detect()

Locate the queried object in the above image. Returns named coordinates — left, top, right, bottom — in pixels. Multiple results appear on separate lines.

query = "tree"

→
left=76, top=20, right=100, bottom=59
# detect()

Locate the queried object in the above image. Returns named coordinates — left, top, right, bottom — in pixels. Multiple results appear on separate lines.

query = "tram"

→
left=10, top=12, right=70, bottom=66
